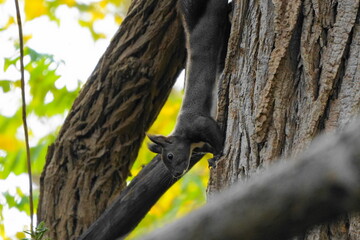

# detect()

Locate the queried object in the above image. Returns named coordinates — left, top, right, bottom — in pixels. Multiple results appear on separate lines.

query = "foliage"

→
left=22, top=0, right=131, bottom=40
left=22, top=221, right=50, bottom=240
left=0, top=0, right=129, bottom=238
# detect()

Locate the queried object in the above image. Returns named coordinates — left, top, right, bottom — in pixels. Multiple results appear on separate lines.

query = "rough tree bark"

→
left=37, top=0, right=185, bottom=239
left=209, top=0, right=360, bottom=239
left=38, top=0, right=360, bottom=239
left=78, top=153, right=204, bottom=240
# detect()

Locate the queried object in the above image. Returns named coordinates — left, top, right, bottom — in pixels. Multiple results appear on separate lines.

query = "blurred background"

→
left=0, top=0, right=209, bottom=239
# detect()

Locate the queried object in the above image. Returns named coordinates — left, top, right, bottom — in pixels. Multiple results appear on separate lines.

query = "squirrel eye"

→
left=167, top=153, right=174, bottom=160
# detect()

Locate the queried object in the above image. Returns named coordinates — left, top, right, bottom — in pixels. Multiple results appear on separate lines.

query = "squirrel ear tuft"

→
left=148, top=143, right=162, bottom=154
left=146, top=134, right=171, bottom=146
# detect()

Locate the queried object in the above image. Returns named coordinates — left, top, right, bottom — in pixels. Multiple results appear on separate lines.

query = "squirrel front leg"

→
left=195, top=116, right=223, bottom=154
left=177, top=0, right=228, bottom=168
left=147, top=0, right=229, bottom=176
left=192, top=116, right=224, bottom=168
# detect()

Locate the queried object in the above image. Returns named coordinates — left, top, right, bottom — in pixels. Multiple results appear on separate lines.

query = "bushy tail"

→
left=178, top=0, right=209, bottom=31
left=178, top=0, right=230, bottom=114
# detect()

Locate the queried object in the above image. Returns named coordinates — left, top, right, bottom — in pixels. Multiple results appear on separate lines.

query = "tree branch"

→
left=78, top=153, right=204, bottom=240
left=140, top=118, right=360, bottom=240
left=38, top=1, right=186, bottom=238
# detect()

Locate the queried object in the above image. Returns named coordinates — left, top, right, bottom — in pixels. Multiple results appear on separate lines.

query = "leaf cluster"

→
left=0, top=0, right=129, bottom=238
left=0, top=0, right=131, bottom=40
left=22, top=221, right=50, bottom=240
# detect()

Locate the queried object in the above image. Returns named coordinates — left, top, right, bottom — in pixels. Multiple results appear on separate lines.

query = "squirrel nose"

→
left=174, top=172, right=182, bottom=178
left=172, top=170, right=185, bottom=178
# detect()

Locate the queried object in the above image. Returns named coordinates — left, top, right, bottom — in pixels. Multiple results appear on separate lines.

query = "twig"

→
left=14, top=0, right=34, bottom=235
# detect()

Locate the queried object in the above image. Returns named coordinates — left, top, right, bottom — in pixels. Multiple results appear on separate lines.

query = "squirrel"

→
left=147, top=0, right=230, bottom=178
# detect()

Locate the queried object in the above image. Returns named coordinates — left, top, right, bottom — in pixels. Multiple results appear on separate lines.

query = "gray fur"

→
left=148, top=0, right=229, bottom=177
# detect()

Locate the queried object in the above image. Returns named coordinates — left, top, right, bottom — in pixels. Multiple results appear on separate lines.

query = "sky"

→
left=0, top=1, right=184, bottom=238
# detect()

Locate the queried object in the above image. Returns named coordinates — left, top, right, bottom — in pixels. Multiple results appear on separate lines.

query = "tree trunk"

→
left=37, top=0, right=185, bottom=239
left=38, top=0, right=360, bottom=238
left=209, top=0, right=360, bottom=239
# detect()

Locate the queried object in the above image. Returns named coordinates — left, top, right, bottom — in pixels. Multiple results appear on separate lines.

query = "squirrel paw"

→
left=208, top=157, right=217, bottom=169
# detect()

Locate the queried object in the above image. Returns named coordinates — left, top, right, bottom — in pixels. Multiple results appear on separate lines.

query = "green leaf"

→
left=21, top=47, right=81, bottom=118
left=1, top=149, right=25, bottom=179
left=31, top=137, right=55, bottom=175
left=2, top=187, right=38, bottom=216
left=22, top=221, right=50, bottom=240
left=0, top=80, right=12, bottom=92
left=4, top=56, right=19, bottom=71
left=25, top=47, right=55, bottom=63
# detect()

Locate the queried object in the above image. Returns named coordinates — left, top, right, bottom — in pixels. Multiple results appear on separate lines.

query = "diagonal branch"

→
left=78, top=153, right=204, bottom=240
left=140, top=118, right=360, bottom=240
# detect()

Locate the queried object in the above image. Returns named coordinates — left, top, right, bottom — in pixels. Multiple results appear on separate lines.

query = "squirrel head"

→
left=147, top=134, right=191, bottom=178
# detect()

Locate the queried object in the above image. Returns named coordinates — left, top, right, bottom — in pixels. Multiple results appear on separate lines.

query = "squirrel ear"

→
left=146, top=134, right=171, bottom=147
left=148, top=143, right=162, bottom=154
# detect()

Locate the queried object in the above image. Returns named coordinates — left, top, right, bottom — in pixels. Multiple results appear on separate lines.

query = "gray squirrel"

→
left=147, top=0, right=230, bottom=178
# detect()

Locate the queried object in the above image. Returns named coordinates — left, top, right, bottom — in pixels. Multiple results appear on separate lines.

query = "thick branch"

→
left=38, top=0, right=185, bottom=238
left=141, top=118, right=360, bottom=240
left=78, top=153, right=204, bottom=240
